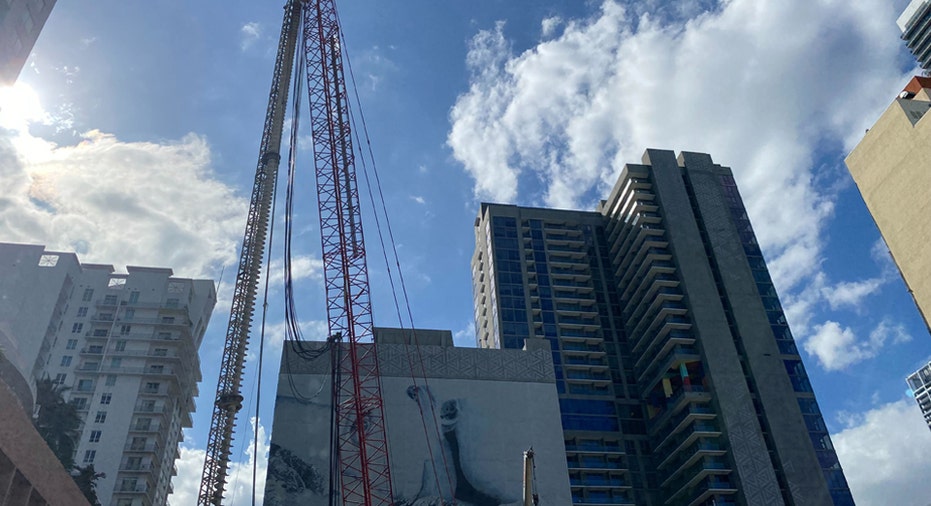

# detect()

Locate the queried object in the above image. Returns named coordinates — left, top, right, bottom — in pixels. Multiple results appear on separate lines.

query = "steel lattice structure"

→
left=198, top=0, right=393, bottom=504
left=197, top=1, right=303, bottom=504
left=302, top=1, right=394, bottom=503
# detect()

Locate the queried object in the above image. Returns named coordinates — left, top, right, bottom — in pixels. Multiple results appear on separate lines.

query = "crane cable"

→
left=335, top=2, right=457, bottom=500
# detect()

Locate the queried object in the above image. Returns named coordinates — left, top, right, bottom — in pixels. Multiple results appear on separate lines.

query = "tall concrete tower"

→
left=0, top=0, right=57, bottom=85
left=471, top=150, right=854, bottom=506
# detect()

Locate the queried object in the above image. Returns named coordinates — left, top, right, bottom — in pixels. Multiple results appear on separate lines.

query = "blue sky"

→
left=2, top=0, right=931, bottom=504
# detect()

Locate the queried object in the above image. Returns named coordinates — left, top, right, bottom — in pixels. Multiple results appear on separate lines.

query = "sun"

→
left=0, top=81, right=48, bottom=131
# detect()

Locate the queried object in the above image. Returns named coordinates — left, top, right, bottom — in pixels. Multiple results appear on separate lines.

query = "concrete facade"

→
left=0, top=243, right=216, bottom=506
left=0, top=0, right=56, bottom=85
left=472, top=150, right=854, bottom=505
left=264, top=330, right=572, bottom=505
left=846, top=76, right=931, bottom=332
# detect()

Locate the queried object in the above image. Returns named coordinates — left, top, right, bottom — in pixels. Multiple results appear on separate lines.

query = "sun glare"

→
left=0, top=82, right=48, bottom=130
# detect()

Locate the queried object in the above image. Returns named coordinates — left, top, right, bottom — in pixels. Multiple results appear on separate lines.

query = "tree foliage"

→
left=34, top=378, right=82, bottom=470
left=33, top=378, right=106, bottom=505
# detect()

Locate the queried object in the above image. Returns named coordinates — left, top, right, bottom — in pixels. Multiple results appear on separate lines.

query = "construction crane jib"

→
left=197, top=0, right=393, bottom=504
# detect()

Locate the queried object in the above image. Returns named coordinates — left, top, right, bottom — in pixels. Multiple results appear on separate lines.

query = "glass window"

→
left=82, top=289, right=94, bottom=302
left=60, top=356, right=72, bottom=367
left=66, top=339, right=78, bottom=350
left=105, top=375, right=117, bottom=386
left=89, top=430, right=101, bottom=443
left=76, top=307, right=88, bottom=317
left=83, top=450, right=95, bottom=463
left=100, top=393, right=112, bottom=405
left=94, top=411, right=107, bottom=423
left=71, top=323, right=83, bottom=333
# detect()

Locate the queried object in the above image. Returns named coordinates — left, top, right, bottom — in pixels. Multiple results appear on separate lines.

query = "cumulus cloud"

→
left=805, top=320, right=912, bottom=371
left=170, top=418, right=270, bottom=505
left=833, top=399, right=931, bottom=504
left=447, top=0, right=909, bottom=297
left=0, top=85, right=246, bottom=279
left=240, top=22, right=262, bottom=51
left=453, top=322, right=476, bottom=348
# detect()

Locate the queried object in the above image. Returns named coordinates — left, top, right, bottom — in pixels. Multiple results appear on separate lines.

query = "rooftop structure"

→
left=899, top=0, right=931, bottom=70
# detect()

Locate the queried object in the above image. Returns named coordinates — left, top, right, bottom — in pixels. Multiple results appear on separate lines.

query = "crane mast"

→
left=198, top=0, right=394, bottom=503
left=197, top=2, right=302, bottom=504
left=302, top=0, right=393, bottom=502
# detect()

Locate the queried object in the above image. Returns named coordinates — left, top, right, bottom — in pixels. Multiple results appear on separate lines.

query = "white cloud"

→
left=447, top=0, right=908, bottom=299
left=170, top=418, right=270, bottom=506
left=265, top=254, right=324, bottom=292
left=541, top=16, right=562, bottom=38
left=453, top=322, right=476, bottom=348
left=805, top=320, right=912, bottom=371
left=0, top=87, right=246, bottom=279
left=833, top=399, right=931, bottom=505
left=821, top=277, right=887, bottom=311
left=410, top=195, right=426, bottom=205
left=240, top=22, right=262, bottom=51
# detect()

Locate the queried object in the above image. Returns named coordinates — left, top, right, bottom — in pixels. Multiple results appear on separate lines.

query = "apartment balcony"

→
left=564, top=443, right=625, bottom=455
left=631, top=313, right=691, bottom=356
left=565, top=369, right=611, bottom=383
left=129, top=422, right=163, bottom=434
left=649, top=385, right=712, bottom=424
left=561, top=342, right=606, bottom=354
left=625, top=291, right=684, bottom=333
left=656, top=435, right=726, bottom=472
left=567, top=457, right=625, bottom=472
left=650, top=404, right=716, bottom=440
left=564, top=355, right=608, bottom=367
left=633, top=336, right=697, bottom=378
left=119, top=462, right=155, bottom=473
left=124, top=442, right=161, bottom=453
left=115, top=483, right=150, bottom=494
left=665, top=472, right=736, bottom=506
left=637, top=345, right=701, bottom=392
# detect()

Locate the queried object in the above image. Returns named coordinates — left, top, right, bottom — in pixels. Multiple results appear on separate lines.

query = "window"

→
left=141, top=400, right=156, bottom=412
left=166, top=297, right=179, bottom=308
left=105, top=375, right=117, bottom=386
left=70, top=397, right=87, bottom=410
left=66, top=339, right=78, bottom=350
left=120, top=325, right=131, bottom=335
left=130, top=437, right=146, bottom=450
left=153, top=348, right=167, bottom=357
left=77, top=379, right=94, bottom=391
left=124, top=308, right=135, bottom=319
left=88, top=345, right=103, bottom=354
left=100, top=393, right=112, bottom=405
left=157, top=332, right=171, bottom=340
left=82, top=288, right=94, bottom=302
left=98, top=313, right=113, bottom=321
left=119, top=478, right=138, bottom=493
left=128, top=291, right=140, bottom=303
left=82, top=450, right=96, bottom=463
left=103, top=295, right=118, bottom=305
left=76, top=307, right=88, bottom=317
left=149, top=365, right=164, bottom=374
left=89, top=430, right=101, bottom=443
left=144, top=382, right=160, bottom=393
left=71, top=323, right=83, bottom=333
left=117, top=499, right=133, bottom=506
left=115, top=340, right=127, bottom=351
left=60, top=356, right=72, bottom=367
left=135, top=418, right=152, bottom=431
left=110, top=357, right=121, bottom=368
left=94, top=411, right=107, bottom=423
left=54, top=373, right=66, bottom=385
left=92, top=329, right=108, bottom=337
left=161, top=316, right=175, bottom=324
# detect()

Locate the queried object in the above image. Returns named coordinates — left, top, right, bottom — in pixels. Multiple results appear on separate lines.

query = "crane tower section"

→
left=197, top=1, right=302, bottom=504
left=302, top=1, right=394, bottom=503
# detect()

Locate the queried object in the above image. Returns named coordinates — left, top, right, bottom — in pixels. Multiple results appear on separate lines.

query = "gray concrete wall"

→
left=680, top=151, right=832, bottom=504
left=643, top=149, right=783, bottom=506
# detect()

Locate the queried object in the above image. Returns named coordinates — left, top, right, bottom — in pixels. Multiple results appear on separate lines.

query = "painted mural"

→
left=265, top=369, right=570, bottom=505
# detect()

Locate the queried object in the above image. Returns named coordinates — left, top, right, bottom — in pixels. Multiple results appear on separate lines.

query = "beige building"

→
left=846, top=76, right=931, bottom=330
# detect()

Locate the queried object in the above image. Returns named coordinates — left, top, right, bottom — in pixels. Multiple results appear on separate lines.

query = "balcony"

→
left=637, top=346, right=701, bottom=392
left=565, top=443, right=625, bottom=455
left=119, top=462, right=154, bottom=472
left=665, top=473, right=736, bottom=506
left=650, top=404, right=716, bottom=439
left=649, top=385, right=712, bottom=424
left=656, top=436, right=726, bottom=471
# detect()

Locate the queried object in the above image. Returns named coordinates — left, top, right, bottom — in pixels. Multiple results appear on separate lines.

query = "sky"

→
left=2, top=0, right=931, bottom=504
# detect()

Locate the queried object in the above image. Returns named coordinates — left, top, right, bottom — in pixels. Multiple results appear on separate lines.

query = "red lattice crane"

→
left=198, top=0, right=393, bottom=504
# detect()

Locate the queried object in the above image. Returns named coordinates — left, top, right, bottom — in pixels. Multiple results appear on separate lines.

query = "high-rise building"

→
left=906, top=361, right=931, bottom=432
left=845, top=76, right=931, bottom=331
left=0, top=0, right=57, bottom=85
left=264, top=327, right=572, bottom=505
left=899, top=0, right=931, bottom=70
left=471, top=149, right=854, bottom=506
left=0, top=243, right=216, bottom=506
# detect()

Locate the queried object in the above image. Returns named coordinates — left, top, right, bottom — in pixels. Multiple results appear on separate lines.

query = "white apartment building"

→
left=0, top=243, right=215, bottom=506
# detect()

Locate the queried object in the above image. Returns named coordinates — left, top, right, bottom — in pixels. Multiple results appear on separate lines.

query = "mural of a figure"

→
left=406, top=385, right=520, bottom=506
